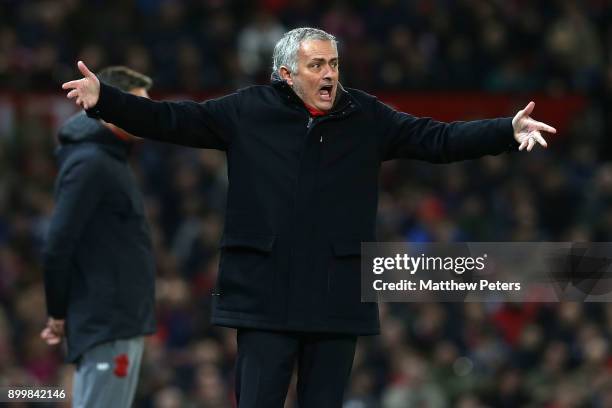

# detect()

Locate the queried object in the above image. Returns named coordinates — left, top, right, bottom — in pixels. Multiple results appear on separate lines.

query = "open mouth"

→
left=319, top=84, right=333, bottom=101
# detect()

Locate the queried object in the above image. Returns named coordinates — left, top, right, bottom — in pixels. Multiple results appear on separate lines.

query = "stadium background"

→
left=1, top=0, right=612, bottom=407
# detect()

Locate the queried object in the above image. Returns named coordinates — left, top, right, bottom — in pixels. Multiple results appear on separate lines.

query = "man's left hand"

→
left=512, top=101, right=557, bottom=152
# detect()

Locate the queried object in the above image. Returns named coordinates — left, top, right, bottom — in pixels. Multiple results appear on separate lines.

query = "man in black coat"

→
left=42, top=67, right=156, bottom=407
left=62, top=28, right=556, bottom=408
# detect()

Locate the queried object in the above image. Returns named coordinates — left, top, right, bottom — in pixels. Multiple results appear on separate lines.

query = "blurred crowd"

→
left=1, top=0, right=612, bottom=93
left=2, top=0, right=612, bottom=407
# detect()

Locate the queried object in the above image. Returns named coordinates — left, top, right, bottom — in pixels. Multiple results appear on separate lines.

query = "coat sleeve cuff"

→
left=46, top=298, right=67, bottom=320
left=85, top=82, right=117, bottom=120
left=501, top=117, right=519, bottom=152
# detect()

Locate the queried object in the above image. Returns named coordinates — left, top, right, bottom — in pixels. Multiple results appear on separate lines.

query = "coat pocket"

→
left=327, top=239, right=372, bottom=319
left=216, top=233, right=276, bottom=314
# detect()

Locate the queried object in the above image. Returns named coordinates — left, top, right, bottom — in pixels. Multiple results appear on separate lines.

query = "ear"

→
left=279, top=66, right=293, bottom=86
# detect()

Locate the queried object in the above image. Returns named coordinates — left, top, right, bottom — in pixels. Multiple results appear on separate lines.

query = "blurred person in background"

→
left=41, top=66, right=156, bottom=408
left=61, top=27, right=556, bottom=408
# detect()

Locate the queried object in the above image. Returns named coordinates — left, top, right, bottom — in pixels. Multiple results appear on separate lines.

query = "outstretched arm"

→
left=377, top=99, right=556, bottom=162
left=62, top=61, right=239, bottom=150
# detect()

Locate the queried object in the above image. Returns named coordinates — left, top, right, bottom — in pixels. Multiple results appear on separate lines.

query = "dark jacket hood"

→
left=57, top=111, right=130, bottom=162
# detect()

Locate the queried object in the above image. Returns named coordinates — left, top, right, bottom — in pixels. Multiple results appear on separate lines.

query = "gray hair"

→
left=272, top=27, right=337, bottom=76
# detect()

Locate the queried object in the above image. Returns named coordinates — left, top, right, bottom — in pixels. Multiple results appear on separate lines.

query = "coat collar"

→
left=270, top=74, right=358, bottom=116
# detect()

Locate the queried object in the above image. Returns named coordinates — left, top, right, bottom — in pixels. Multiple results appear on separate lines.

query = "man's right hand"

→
left=62, top=61, right=100, bottom=110
left=40, top=317, right=65, bottom=346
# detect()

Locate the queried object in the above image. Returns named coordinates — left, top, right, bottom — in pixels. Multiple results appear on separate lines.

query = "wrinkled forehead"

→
left=297, top=39, right=338, bottom=62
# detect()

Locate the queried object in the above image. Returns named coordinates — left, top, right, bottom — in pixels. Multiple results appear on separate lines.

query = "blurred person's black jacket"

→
left=43, top=112, right=156, bottom=362
left=87, top=79, right=516, bottom=335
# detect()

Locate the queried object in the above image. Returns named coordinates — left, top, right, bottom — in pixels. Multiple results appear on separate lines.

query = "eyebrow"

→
left=310, top=57, right=339, bottom=63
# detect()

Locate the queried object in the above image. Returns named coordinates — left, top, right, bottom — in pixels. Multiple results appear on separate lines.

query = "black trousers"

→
left=235, top=329, right=357, bottom=408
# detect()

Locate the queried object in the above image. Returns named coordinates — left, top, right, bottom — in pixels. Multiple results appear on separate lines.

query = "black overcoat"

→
left=88, top=79, right=516, bottom=335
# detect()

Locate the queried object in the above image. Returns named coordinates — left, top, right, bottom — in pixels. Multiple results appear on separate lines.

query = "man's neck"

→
left=304, top=103, right=326, bottom=117
left=102, top=121, right=132, bottom=142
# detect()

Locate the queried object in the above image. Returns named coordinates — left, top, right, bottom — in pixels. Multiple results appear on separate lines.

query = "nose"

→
left=322, top=65, right=333, bottom=81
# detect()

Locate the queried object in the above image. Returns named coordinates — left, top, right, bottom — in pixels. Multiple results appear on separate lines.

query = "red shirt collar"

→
left=304, top=104, right=327, bottom=117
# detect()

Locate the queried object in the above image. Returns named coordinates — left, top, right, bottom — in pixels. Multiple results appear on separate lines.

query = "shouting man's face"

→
left=281, top=39, right=339, bottom=112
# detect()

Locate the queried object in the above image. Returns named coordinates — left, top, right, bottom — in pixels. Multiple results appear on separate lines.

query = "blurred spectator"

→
left=0, top=1, right=610, bottom=93
left=237, top=11, right=285, bottom=82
